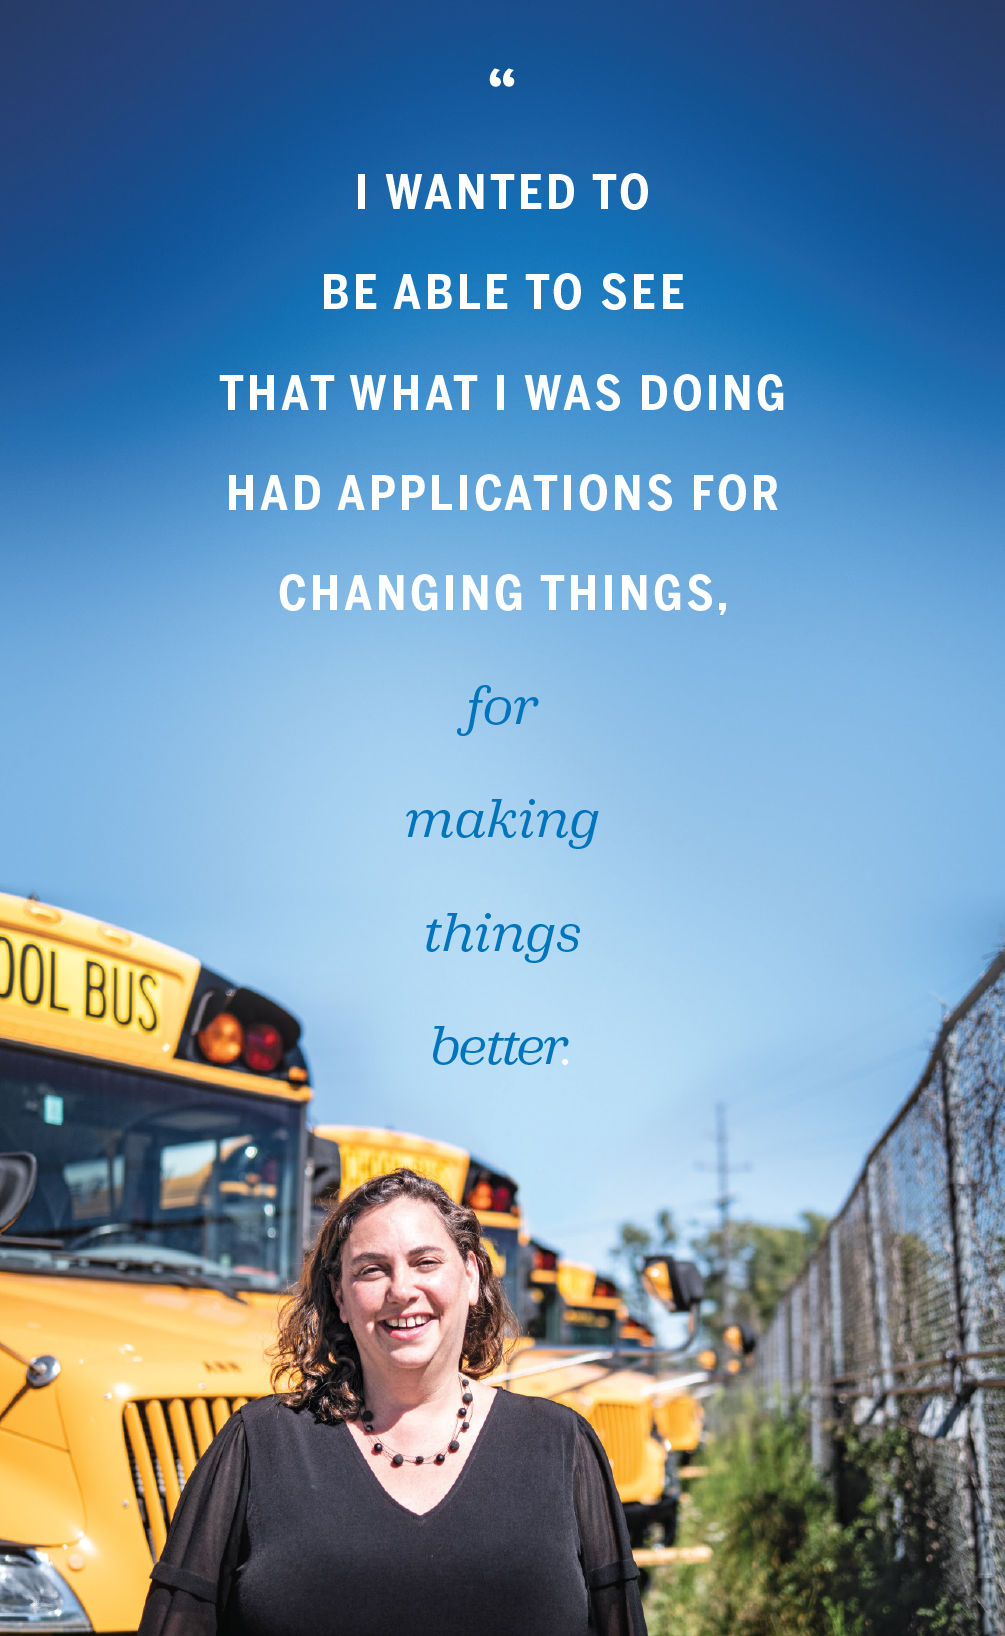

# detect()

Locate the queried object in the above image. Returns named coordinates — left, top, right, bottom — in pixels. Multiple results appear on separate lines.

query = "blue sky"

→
left=2, top=0, right=1003, bottom=1276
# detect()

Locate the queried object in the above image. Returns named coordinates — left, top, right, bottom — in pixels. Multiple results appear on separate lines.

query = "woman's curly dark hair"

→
left=272, top=1168, right=514, bottom=1423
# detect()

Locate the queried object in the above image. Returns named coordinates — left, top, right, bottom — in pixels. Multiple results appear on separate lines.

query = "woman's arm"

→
left=572, top=1418, right=648, bottom=1636
left=137, top=1411, right=249, bottom=1636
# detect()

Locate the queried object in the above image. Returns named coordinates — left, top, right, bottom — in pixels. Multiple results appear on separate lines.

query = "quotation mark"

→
left=489, top=68, right=515, bottom=87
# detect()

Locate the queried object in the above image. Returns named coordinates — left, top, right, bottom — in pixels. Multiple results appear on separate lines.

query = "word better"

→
left=432, top=1027, right=569, bottom=1066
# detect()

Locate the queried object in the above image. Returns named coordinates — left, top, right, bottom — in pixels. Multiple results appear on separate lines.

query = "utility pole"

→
left=716, top=1102, right=733, bottom=1325
left=698, top=1102, right=750, bottom=1329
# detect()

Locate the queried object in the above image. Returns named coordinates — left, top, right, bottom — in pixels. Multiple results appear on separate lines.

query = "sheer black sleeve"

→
left=572, top=1417, right=648, bottom=1636
left=137, top=1410, right=249, bottom=1636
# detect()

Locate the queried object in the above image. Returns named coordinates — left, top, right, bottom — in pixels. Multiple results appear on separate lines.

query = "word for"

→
left=458, top=685, right=537, bottom=736
left=425, top=915, right=580, bottom=964
left=432, top=1027, right=569, bottom=1066
left=357, top=172, right=647, bottom=211
left=218, top=370, right=781, bottom=413
left=240, top=472, right=777, bottom=513
left=322, top=272, right=679, bottom=311
left=407, top=800, right=598, bottom=849
left=278, top=573, right=719, bottom=615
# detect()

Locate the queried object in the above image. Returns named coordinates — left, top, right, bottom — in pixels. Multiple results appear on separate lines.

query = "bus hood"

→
left=0, top=1269, right=281, bottom=1429
left=0, top=1269, right=282, bottom=1627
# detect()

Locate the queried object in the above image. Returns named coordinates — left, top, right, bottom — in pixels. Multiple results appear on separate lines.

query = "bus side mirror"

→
left=724, top=1322, right=758, bottom=1356
left=642, top=1256, right=705, bottom=1314
left=0, top=1152, right=37, bottom=1234
left=641, top=1257, right=674, bottom=1307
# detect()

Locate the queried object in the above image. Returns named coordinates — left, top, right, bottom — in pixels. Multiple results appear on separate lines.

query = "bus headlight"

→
left=0, top=1550, right=92, bottom=1630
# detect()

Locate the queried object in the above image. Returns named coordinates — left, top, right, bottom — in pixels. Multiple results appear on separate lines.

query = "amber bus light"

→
left=198, top=1012, right=244, bottom=1064
left=243, top=1021, right=284, bottom=1073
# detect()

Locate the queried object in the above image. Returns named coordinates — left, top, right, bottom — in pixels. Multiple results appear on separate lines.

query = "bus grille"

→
left=591, top=1401, right=647, bottom=1492
left=123, top=1395, right=254, bottom=1559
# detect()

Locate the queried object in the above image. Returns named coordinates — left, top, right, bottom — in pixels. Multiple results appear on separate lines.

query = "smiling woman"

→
left=137, top=1169, right=646, bottom=1636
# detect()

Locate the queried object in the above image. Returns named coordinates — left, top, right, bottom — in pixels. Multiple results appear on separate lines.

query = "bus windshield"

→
left=0, top=1043, right=302, bottom=1292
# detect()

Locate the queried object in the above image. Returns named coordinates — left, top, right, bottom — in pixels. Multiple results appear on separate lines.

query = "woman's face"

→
left=334, top=1197, right=480, bottom=1383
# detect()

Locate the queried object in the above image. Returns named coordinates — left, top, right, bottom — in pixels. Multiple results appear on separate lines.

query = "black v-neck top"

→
left=138, top=1389, right=646, bottom=1636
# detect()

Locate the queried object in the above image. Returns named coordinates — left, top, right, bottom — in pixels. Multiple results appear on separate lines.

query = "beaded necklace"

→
left=360, top=1375, right=475, bottom=1468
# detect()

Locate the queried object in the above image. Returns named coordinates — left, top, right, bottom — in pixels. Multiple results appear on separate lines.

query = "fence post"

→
left=779, top=1294, right=791, bottom=1412
left=828, top=1223, right=845, bottom=1499
left=791, top=1281, right=804, bottom=1401
left=773, top=1297, right=782, bottom=1407
left=830, top=1222, right=844, bottom=1383
left=809, top=1256, right=824, bottom=1469
left=865, top=1157, right=895, bottom=1416
left=943, top=1029, right=999, bottom=1631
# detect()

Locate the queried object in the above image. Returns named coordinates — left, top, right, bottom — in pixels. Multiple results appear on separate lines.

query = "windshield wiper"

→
left=0, top=1243, right=248, bottom=1301
left=68, top=1252, right=248, bottom=1299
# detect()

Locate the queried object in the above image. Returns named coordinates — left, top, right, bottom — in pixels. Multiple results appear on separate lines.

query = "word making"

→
left=357, top=172, right=648, bottom=212
left=279, top=573, right=721, bottom=615
left=458, top=686, right=536, bottom=736
left=323, top=273, right=680, bottom=311
left=219, top=372, right=783, bottom=411
left=425, top=915, right=580, bottom=963
left=406, top=800, right=598, bottom=849
left=432, top=1028, right=570, bottom=1067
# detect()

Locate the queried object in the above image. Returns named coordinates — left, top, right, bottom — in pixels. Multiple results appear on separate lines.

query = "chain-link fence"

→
left=757, top=949, right=1005, bottom=1633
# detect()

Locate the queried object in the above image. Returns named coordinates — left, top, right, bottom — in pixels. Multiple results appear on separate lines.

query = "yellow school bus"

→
left=525, top=1241, right=625, bottom=1346
left=0, top=892, right=312, bottom=1632
left=308, top=1125, right=527, bottom=1323
left=506, top=1245, right=707, bottom=1545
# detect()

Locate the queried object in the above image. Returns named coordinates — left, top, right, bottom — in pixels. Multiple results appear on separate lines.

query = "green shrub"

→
left=644, top=1400, right=972, bottom=1636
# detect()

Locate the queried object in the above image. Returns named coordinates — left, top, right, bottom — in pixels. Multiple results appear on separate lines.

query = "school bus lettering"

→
left=20, top=943, right=44, bottom=1006
left=113, top=966, right=133, bottom=1026
left=138, top=971, right=159, bottom=1032
left=0, top=937, right=14, bottom=1001
left=49, top=950, right=69, bottom=1012
left=0, top=925, right=171, bottom=1053
left=85, top=959, right=107, bottom=1017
